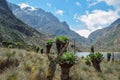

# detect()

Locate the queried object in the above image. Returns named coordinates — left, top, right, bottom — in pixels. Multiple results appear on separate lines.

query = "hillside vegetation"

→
left=0, top=48, right=120, bottom=80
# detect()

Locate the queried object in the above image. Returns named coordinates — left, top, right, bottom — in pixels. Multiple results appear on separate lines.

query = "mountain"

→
left=0, top=0, right=48, bottom=48
left=8, top=3, right=86, bottom=45
left=87, top=18, right=120, bottom=51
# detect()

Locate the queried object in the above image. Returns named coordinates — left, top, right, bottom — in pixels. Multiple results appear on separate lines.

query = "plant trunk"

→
left=56, top=42, right=61, bottom=54
left=46, top=61, right=57, bottom=80
left=46, top=45, right=52, bottom=54
left=61, top=43, right=67, bottom=52
left=112, top=53, right=114, bottom=62
left=46, top=41, right=69, bottom=80
left=92, top=61, right=101, bottom=72
left=41, top=49, right=43, bottom=54
left=61, top=67, right=70, bottom=80
left=107, top=55, right=111, bottom=62
left=59, top=63, right=73, bottom=80
left=56, top=41, right=67, bottom=54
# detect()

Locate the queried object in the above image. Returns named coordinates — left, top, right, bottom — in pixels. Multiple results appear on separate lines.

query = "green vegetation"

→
left=107, top=53, right=111, bottom=62
left=85, top=56, right=91, bottom=66
left=46, top=39, right=53, bottom=45
left=0, top=48, right=120, bottom=80
left=59, top=52, right=77, bottom=80
left=59, top=52, right=77, bottom=64
left=91, top=45, right=94, bottom=53
left=88, top=52, right=104, bottom=72
left=55, top=36, right=69, bottom=54
left=8, top=44, right=14, bottom=48
left=46, top=39, right=53, bottom=54
left=55, top=36, right=68, bottom=42
left=0, top=51, right=19, bottom=71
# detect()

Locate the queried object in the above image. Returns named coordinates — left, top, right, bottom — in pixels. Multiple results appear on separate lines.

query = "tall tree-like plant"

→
left=45, top=36, right=69, bottom=80
left=107, top=53, right=111, bottom=62
left=59, top=52, right=77, bottom=80
left=55, top=36, right=68, bottom=54
left=88, top=52, right=104, bottom=72
left=91, top=45, right=94, bottom=53
left=46, top=40, right=53, bottom=54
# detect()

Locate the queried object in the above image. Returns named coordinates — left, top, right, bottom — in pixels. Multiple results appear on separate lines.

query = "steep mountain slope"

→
left=0, top=0, right=48, bottom=47
left=8, top=3, right=86, bottom=45
left=87, top=18, right=120, bottom=51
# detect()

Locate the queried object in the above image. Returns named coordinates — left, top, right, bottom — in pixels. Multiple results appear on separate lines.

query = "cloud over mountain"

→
left=55, top=9, right=64, bottom=16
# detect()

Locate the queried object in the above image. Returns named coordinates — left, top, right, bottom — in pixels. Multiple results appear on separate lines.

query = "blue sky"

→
left=8, top=0, right=120, bottom=38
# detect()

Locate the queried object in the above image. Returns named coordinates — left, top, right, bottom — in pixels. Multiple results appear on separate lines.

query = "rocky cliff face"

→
left=0, top=0, right=48, bottom=47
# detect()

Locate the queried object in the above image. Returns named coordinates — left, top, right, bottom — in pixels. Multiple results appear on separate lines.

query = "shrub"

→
left=15, top=42, right=23, bottom=48
left=85, top=56, right=91, bottom=66
left=8, top=45, right=13, bottom=48
left=7, top=73, right=18, bottom=80
left=35, top=45, right=41, bottom=53
left=0, top=51, right=19, bottom=71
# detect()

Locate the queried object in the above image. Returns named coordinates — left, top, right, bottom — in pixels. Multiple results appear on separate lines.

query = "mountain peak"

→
left=18, top=3, right=37, bottom=11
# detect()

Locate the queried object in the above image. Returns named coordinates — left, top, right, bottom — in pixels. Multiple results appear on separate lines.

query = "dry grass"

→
left=0, top=48, right=120, bottom=80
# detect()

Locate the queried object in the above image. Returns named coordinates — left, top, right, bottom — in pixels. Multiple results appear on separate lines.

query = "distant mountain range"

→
left=7, top=2, right=120, bottom=51
left=87, top=18, right=120, bottom=51
left=0, top=0, right=48, bottom=48
left=8, top=2, right=86, bottom=45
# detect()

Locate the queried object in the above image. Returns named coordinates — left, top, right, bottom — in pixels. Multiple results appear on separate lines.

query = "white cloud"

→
left=89, top=0, right=120, bottom=12
left=103, top=0, right=120, bottom=8
left=55, top=9, right=64, bottom=16
left=76, top=29, right=92, bottom=38
left=89, top=0, right=102, bottom=7
left=72, top=9, right=120, bottom=38
left=76, top=1, right=81, bottom=7
left=46, top=3, right=51, bottom=7
left=18, top=3, right=30, bottom=9
left=18, top=3, right=36, bottom=11
left=79, top=10, right=119, bottom=31
left=73, top=0, right=120, bottom=38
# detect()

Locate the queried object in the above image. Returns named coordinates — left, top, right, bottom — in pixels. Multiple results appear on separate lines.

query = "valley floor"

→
left=0, top=48, right=120, bottom=80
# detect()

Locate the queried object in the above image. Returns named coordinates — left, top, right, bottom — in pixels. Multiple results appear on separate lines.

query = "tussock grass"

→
left=0, top=48, right=120, bottom=80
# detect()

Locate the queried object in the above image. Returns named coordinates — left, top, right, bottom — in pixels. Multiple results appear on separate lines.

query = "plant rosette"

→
left=46, top=40, right=53, bottom=45
left=89, top=52, right=104, bottom=63
left=46, top=40, right=53, bottom=53
left=59, top=52, right=77, bottom=80
left=59, top=52, right=77, bottom=66
left=55, top=36, right=68, bottom=44
left=55, top=36, right=69, bottom=54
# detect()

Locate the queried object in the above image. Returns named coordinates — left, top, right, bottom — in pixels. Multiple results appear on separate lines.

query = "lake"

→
left=76, top=52, right=120, bottom=60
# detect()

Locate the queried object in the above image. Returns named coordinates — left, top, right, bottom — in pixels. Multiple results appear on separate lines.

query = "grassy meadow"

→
left=0, top=48, right=120, bottom=80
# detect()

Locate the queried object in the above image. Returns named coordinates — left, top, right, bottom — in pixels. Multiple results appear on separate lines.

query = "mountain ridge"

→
left=0, top=0, right=48, bottom=48
left=8, top=2, right=120, bottom=51
left=8, top=2, right=86, bottom=45
left=87, top=18, right=120, bottom=51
